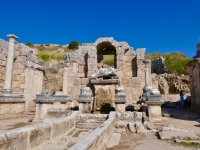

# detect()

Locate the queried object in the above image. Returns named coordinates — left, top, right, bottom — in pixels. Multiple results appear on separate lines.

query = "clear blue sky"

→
left=0, top=0, right=200, bottom=58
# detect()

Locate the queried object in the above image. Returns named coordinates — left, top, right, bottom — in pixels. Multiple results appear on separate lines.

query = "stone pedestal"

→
left=146, top=95, right=164, bottom=127
left=33, top=93, right=72, bottom=121
left=114, top=87, right=126, bottom=111
left=0, top=95, right=25, bottom=114
left=2, top=34, right=18, bottom=95
left=77, top=87, right=92, bottom=113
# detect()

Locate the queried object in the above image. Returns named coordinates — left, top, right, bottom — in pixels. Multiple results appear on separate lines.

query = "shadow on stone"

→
left=100, top=103, right=115, bottom=114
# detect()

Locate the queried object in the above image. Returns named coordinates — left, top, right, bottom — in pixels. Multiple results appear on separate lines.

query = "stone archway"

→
left=96, top=39, right=117, bottom=69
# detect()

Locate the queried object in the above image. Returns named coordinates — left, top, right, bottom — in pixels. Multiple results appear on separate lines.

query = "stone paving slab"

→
left=106, top=133, right=121, bottom=148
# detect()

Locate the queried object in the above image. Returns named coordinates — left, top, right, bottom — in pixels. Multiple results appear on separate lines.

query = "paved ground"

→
left=0, top=113, right=32, bottom=132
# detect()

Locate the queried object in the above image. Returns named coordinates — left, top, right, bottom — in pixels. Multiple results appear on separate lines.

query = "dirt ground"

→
left=107, top=94, right=200, bottom=150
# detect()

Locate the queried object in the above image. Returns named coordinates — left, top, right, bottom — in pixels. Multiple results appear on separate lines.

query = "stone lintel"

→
left=34, top=95, right=72, bottom=103
left=0, top=96, right=25, bottom=103
left=90, top=79, right=119, bottom=84
left=147, top=95, right=162, bottom=101
left=146, top=101, right=164, bottom=105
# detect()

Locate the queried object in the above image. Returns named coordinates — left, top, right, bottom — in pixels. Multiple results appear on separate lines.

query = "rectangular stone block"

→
left=73, top=78, right=81, bottom=85
left=29, top=124, right=51, bottom=148
left=3, top=130, right=28, bottom=150
left=117, top=55, right=124, bottom=61
left=124, top=55, right=132, bottom=62
left=81, top=78, right=89, bottom=85
left=0, top=60, right=6, bottom=67
left=0, top=53, right=6, bottom=60
left=88, top=58, right=96, bottom=64
left=78, top=72, right=85, bottom=78
left=88, top=63, right=95, bottom=71
left=12, top=81, right=21, bottom=87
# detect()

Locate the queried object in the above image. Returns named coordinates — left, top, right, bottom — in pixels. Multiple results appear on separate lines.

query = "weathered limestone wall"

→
left=0, top=38, right=44, bottom=112
left=0, top=111, right=79, bottom=150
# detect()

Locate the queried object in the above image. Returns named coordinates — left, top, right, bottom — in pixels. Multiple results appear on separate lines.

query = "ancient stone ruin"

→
left=0, top=35, right=44, bottom=115
left=0, top=35, right=173, bottom=150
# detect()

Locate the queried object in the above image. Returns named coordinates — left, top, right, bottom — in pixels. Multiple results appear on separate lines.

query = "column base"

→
left=79, top=103, right=91, bottom=113
left=115, top=103, right=125, bottom=111
left=1, top=89, right=12, bottom=96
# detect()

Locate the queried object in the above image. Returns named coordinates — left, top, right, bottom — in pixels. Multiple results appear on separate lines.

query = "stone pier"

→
left=77, top=87, right=93, bottom=113
left=114, top=87, right=126, bottom=111
left=2, top=34, right=18, bottom=95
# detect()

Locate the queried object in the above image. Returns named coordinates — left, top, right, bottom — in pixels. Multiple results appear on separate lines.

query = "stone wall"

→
left=187, top=58, right=200, bottom=109
left=63, top=38, right=146, bottom=109
left=151, top=73, right=190, bottom=94
left=0, top=111, right=79, bottom=150
left=0, top=38, right=44, bottom=112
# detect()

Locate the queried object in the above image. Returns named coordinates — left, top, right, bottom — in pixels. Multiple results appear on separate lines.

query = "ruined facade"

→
left=0, top=36, right=44, bottom=113
left=63, top=37, right=146, bottom=111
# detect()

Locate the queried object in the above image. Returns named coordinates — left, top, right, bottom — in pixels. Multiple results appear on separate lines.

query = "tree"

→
left=25, top=42, right=34, bottom=48
left=68, top=41, right=79, bottom=49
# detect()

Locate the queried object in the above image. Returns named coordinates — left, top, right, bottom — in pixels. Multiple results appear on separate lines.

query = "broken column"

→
left=142, top=60, right=164, bottom=126
left=77, top=87, right=92, bottom=113
left=114, top=87, right=126, bottom=111
left=2, top=34, right=18, bottom=95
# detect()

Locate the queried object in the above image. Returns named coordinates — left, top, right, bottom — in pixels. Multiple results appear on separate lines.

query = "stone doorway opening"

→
left=97, top=41, right=117, bottom=69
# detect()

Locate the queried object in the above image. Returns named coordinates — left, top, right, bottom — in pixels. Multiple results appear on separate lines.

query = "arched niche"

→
left=96, top=41, right=117, bottom=68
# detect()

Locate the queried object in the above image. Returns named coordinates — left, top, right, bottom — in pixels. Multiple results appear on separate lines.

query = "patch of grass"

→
left=178, top=141, right=200, bottom=148
left=27, top=44, right=76, bottom=62
left=164, top=137, right=200, bottom=149
left=145, top=52, right=191, bottom=75
left=103, top=55, right=114, bottom=66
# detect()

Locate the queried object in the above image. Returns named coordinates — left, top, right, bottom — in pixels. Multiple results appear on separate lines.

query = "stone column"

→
left=143, top=60, right=152, bottom=88
left=2, top=34, right=18, bottom=95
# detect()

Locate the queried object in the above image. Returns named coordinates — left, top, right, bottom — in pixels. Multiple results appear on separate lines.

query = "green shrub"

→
left=25, top=42, right=34, bottom=48
left=68, top=41, right=79, bottom=50
left=145, top=52, right=191, bottom=75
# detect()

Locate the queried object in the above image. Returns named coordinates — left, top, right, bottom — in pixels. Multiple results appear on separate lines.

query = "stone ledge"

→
left=0, top=96, right=25, bottom=103
left=77, top=95, right=93, bottom=103
left=146, top=100, right=164, bottom=105
left=33, top=95, right=72, bottom=103
left=90, top=79, right=119, bottom=84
